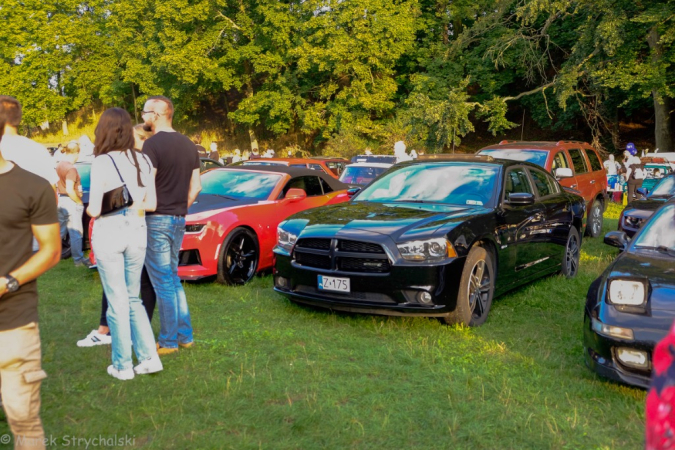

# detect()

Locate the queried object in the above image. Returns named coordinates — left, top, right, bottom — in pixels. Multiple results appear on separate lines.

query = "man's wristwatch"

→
left=2, top=275, right=19, bottom=293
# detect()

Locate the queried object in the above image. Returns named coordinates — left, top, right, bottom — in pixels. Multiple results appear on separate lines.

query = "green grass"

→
left=0, top=205, right=644, bottom=449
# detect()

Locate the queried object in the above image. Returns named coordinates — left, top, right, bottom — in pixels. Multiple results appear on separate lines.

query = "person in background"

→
left=410, top=149, right=418, bottom=159
left=193, top=134, right=208, bottom=158
left=208, top=142, right=221, bottom=163
left=0, top=99, right=61, bottom=450
left=0, top=96, right=58, bottom=189
left=393, top=141, right=412, bottom=163
left=56, top=141, right=92, bottom=268
left=364, top=147, right=373, bottom=156
left=77, top=135, right=95, bottom=162
left=250, top=147, right=261, bottom=160
left=87, top=108, right=161, bottom=380
left=241, top=150, right=250, bottom=161
left=141, top=95, right=201, bottom=356
left=603, top=153, right=621, bottom=190
left=231, top=149, right=242, bottom=164
left=77, top=124, right=156, bottom=348
left=653, top=168, right=663, bottom=179
left=624, top=143, right=645, bottom=203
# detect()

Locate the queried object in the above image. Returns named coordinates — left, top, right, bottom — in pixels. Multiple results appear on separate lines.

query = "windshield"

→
left=633, top=204, right=675, bottom=252
left=200, top=170, right=282, bottom=200
left=339, top=166, right=389, bottom=185
left=649, top=176, right=675, bottom=198
left=354, top=163, right=499, bottom=206
left=478, top=149, right=549, bottom=168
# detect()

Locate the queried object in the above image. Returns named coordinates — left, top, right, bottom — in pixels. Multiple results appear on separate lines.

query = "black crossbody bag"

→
left=100, top=154, right=134, bottom=215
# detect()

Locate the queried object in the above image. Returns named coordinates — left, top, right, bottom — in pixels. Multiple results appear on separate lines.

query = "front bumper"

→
left=273, top=251, right=466, bottom=318
left=583, top=311, right=663, bottom=389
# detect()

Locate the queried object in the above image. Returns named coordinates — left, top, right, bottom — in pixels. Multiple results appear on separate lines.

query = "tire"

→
left=216, top=227, right=259, bottom=285
left=561, top=226, right=580, bottom=278
left=585, top=199, right=603, bottom=238
left=443, top=246, right=495, bottom=327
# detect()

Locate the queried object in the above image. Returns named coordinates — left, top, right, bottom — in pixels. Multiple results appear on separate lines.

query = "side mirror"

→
left=285, top=188, right=307, bottom=202
left=506, top=192, right=535, bottom=206
left=636, top=187, right=648, bottom=197
left=604, top=231, right=629, bottom=250
left=347, top=187, right=361, bottom=197
left=555, top=168, right=574, bottom=179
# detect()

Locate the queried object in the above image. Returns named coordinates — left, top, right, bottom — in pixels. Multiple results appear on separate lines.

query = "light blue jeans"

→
left=58, top=196, right=85, bottom=263
left=92, top=208, right=157, bottom=370
left=145, top=214, right=193, bottom=349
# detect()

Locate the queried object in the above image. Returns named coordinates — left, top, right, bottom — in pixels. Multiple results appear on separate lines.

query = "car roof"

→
left=214, top=165, right=350, bottom=190
left=407, top=153, right=548, bottom=170
left=479, top=140, right=593, bottom=151
left=345, top=162, right=393, bottom=168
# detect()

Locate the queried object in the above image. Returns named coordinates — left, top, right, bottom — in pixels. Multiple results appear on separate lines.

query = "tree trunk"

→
left=648, top=27, right=673, bottom=152
left=62, top=120, right=69, bottom=136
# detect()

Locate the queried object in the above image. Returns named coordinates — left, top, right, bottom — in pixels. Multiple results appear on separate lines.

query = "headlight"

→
left=277, top=227, right=297, bottom=252
left=185, top=224, right=206, bottom=233
left=397, top=238, right=456, bottom=262
left=608, top=279, right=646, bottom=306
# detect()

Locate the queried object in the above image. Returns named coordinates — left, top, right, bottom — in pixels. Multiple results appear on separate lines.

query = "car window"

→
left=551, top=152, right=571, bottom=171
left=309, top=164, right=328, bottom=173
left=568, top=149, right=588, bottom=174
left=504, top=168, right=533, bottom=197
left=319, top=177, right=333, bottom=194
left=282, top=176, right=325, bottom=197
left=477, top=149, right=548, bottom=168
left=585, top=149, right=603, bottom=172
left=529, top=168, right=559, bottom=197
left=201, top=160, right=219, bottom=171
left=290, top=164, right=306, bottom=168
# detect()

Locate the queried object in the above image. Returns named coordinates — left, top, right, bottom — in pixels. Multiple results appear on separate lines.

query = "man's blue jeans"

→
left=145, top=214, right=193, bottom=349
left=58, top=196, right=85, bottom=264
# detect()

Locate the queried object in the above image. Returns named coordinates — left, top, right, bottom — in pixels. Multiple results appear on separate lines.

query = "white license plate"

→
left=318, top=275, right=350, bottom=293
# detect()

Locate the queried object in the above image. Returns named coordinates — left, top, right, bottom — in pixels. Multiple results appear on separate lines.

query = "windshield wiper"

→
left=635, top=245, right=675, bottom=256
left=208, top=194, right=238, bottom=201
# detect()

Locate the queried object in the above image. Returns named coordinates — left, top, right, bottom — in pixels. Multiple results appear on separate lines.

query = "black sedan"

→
left=584, top=202, right=675, bottom=388
left=619, top=174, right=675, bottom=237
left=273, top=155, right=586, bottom=326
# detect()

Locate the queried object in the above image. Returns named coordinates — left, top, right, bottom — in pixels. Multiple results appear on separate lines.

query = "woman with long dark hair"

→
left=87, top=108, right=161, bottom=380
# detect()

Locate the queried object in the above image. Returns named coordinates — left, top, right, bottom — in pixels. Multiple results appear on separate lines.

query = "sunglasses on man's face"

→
left=142, top=110, right=162, bottom=116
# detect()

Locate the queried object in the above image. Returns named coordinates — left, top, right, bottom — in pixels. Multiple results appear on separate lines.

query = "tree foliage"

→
left=2, top=0, right=673, bottom=151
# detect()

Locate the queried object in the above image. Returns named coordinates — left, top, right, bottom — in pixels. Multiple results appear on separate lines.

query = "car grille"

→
left=296, top=238, right=332, bottom=250
left=337, top=257, right=390, bottom=273
left=294, top=252, right=331, bottom=269
left=338, top=240, right=385, bottom=254
left=292, top=239, right=389, bottom=273
left=295, top=285, right=395, bottom=303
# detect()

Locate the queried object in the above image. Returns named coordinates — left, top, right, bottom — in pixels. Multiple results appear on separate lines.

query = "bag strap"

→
left=106, top=154, right=126, bottom=184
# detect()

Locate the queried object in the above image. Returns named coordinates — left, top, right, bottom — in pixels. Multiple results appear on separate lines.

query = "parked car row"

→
left=73, top=139, right=674, bottom=390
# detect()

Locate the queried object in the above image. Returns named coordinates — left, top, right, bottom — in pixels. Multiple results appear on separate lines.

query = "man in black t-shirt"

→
left=0, top=105, right=61, bottom=449
left=141, top=96, right=201, bottom=355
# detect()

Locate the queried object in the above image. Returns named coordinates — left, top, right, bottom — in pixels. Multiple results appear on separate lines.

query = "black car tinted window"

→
left=568, top=149, right=588, bottom=174
left=586, top=149, right=603, bottom=172
left=283, top=176, right=324, bottom=197
left=504, top=168, right=533, bottom=196
left=319, top=177, right=333, bottom=194
left=529, top=168, right=559, bottom=197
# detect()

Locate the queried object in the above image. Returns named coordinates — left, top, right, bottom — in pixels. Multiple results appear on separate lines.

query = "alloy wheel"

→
left=565, top=233, right=580, bottom=276
left=468, top=259, right=492, bottom=319
left=225, top=234, right=257, bottom=283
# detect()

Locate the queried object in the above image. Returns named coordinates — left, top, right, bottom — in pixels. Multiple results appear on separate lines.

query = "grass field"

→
left=0, top=205, right=645, bottom=449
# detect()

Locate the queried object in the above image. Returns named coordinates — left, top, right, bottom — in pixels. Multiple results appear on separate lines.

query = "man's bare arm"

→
left=187, top=168, right=202, bottom=208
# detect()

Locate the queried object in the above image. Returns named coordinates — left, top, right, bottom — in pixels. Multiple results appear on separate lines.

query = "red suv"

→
left=478, top=141, right=608, bottom=237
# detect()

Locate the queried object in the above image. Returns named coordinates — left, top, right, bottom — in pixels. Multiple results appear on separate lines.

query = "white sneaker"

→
left=77, top=330, right=112, bottom=347
left=133, top=356, right=163, bottom=375
left=107, top=365, right=135, bottom=381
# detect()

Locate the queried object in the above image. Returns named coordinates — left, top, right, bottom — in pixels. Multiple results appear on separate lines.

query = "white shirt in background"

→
left=0, top=135, right=59, bottom=186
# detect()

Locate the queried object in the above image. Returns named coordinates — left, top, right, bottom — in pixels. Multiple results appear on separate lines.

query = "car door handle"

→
left=570, top=184, right=577, bottom=189
left=590, top=180, right=596, bottom=184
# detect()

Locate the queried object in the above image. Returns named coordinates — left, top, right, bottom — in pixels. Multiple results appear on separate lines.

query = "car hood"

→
left=609, top=252, right=675, bottom=311
left=187, top=194, right=261, bottom=216
left=287, top=201, right=486, bottom=242
left=623, top=199, right=668, bottom=217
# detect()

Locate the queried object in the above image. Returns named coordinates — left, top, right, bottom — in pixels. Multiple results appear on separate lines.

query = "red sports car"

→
left=178, top=166, right=353, bottom=284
